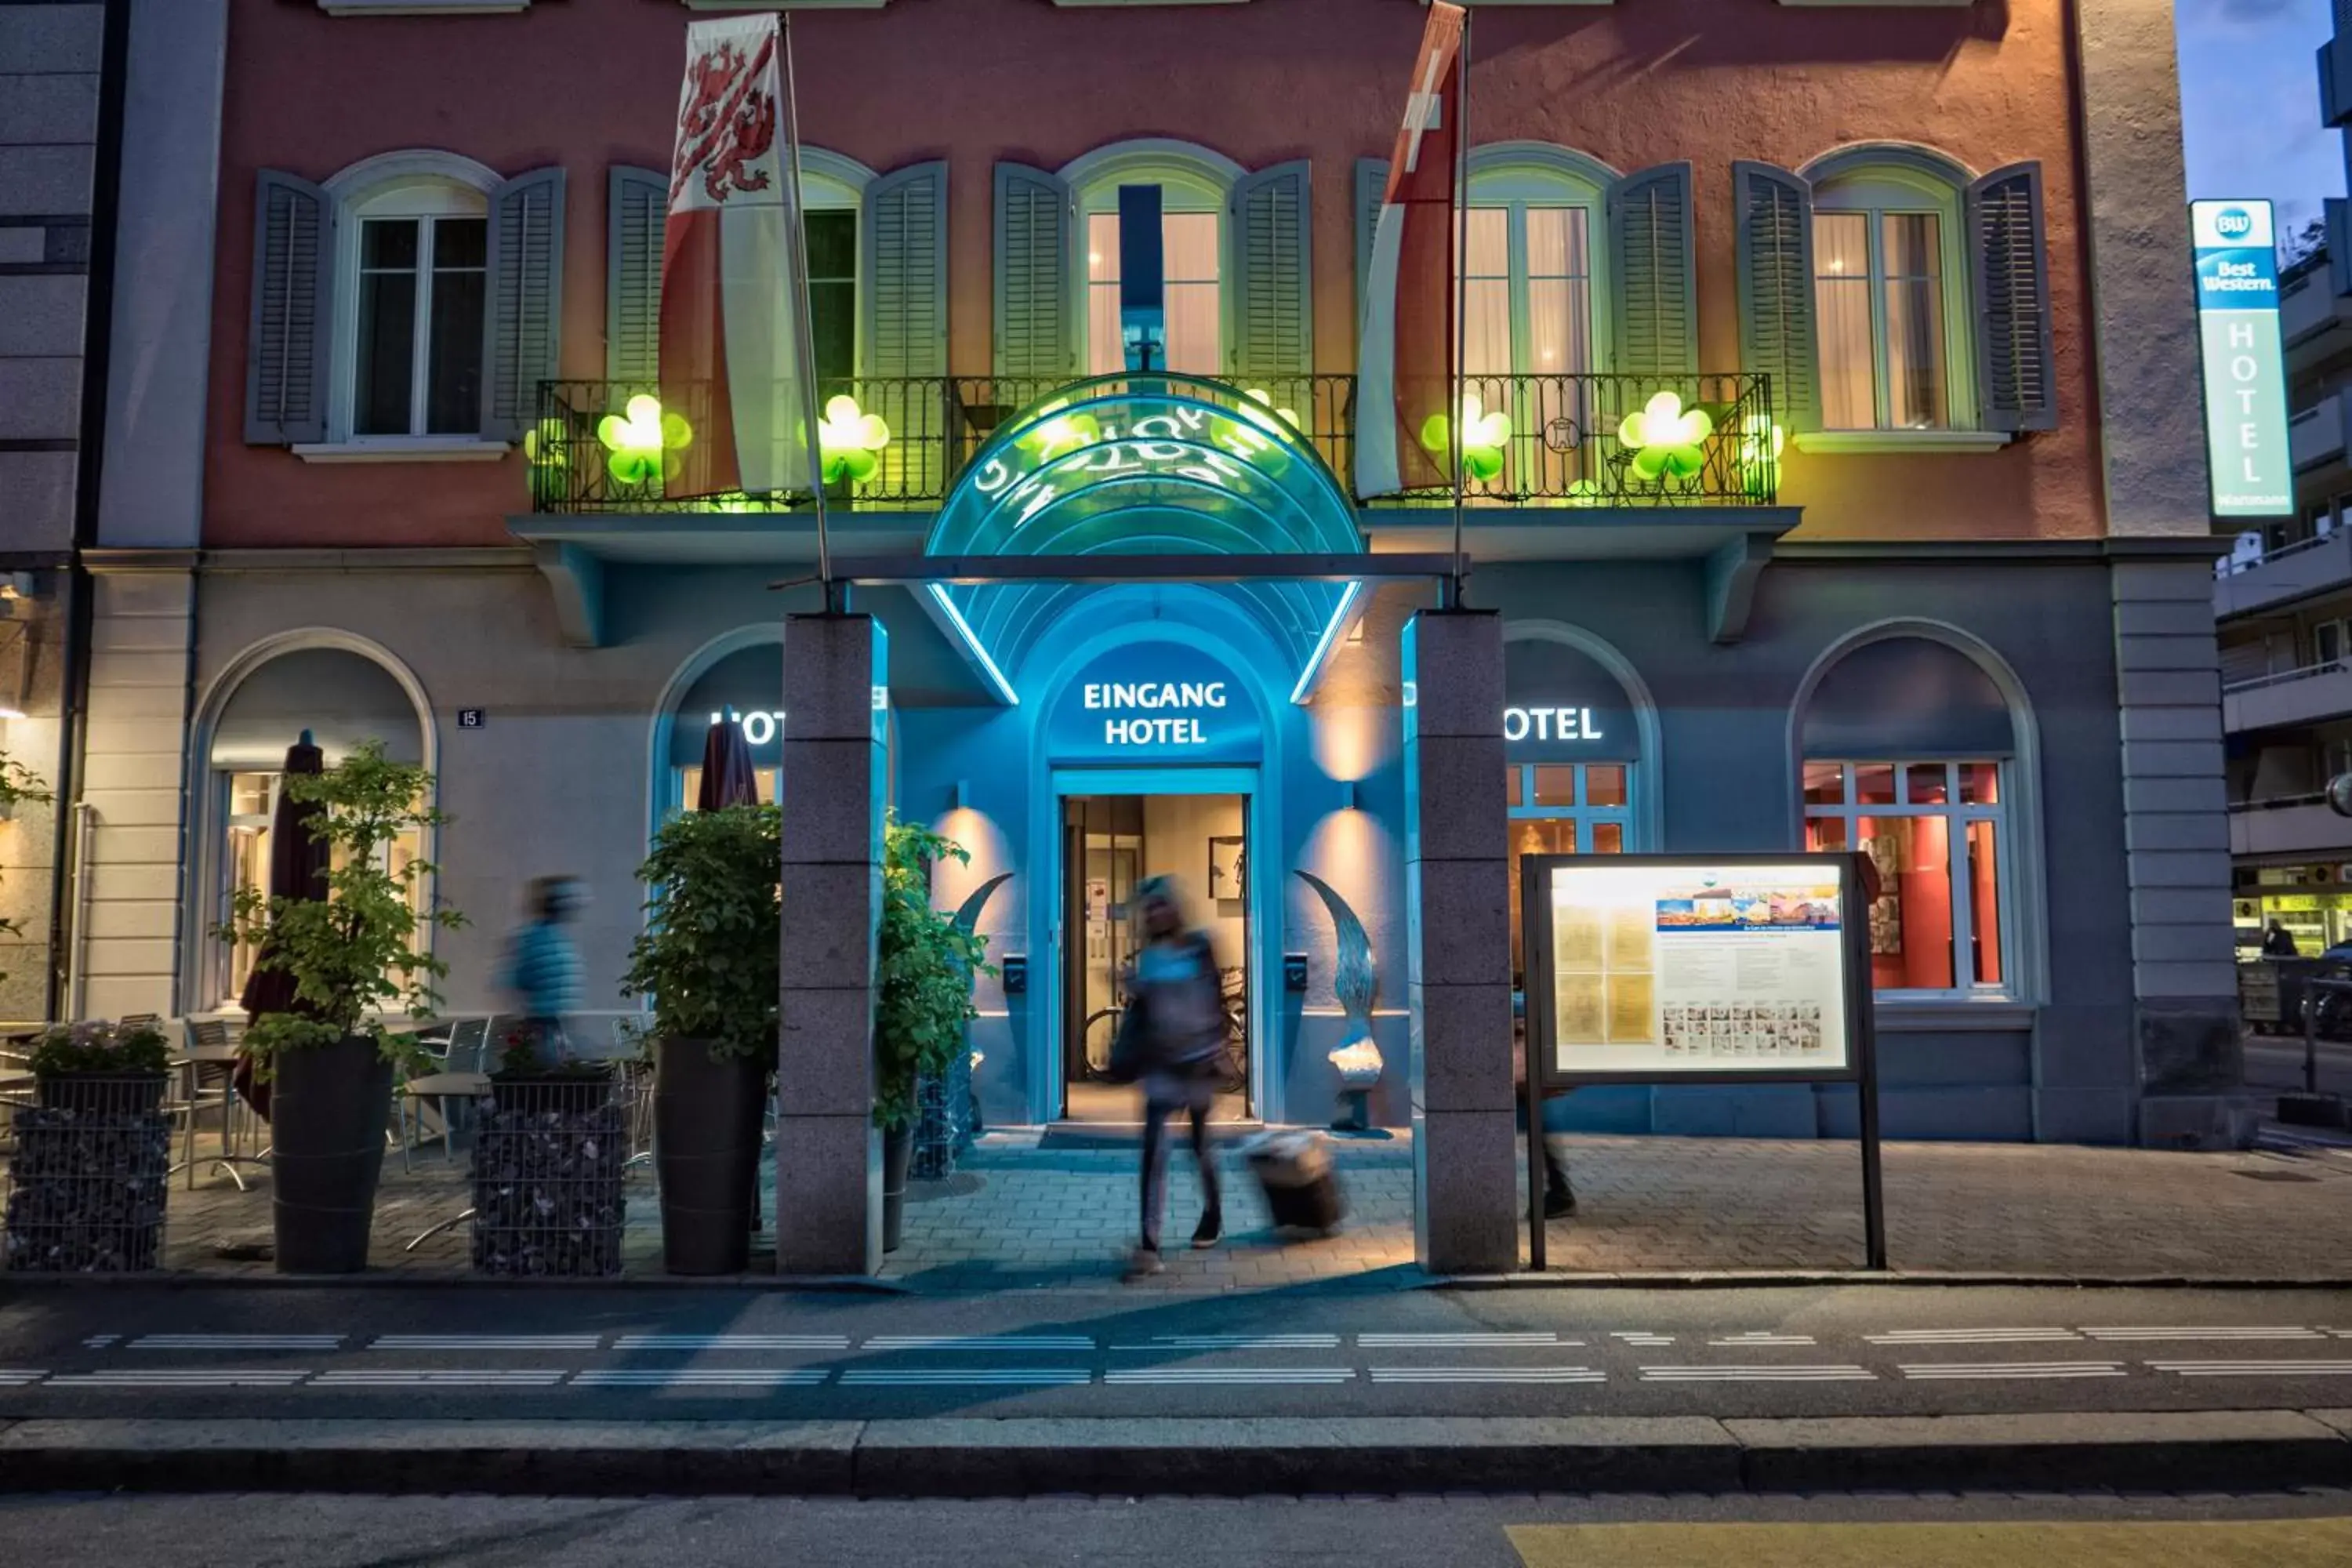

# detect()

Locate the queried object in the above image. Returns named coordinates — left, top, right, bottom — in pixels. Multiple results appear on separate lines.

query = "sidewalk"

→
left=52, top=1126, right=2352, bottom=1286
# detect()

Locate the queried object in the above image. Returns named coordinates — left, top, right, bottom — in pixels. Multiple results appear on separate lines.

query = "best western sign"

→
left=2191, top=199, right=2293, bottom=518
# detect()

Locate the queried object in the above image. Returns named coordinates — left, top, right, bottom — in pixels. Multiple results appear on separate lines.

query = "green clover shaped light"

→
left=817, top=394, right=892, bottom=485
left=1417, top=391, right=1512, bottom=482
left=1617, top=390, right=1714, bottom=483
left=597, top=394, right=691, bottom=485
left=1737, top=412, right=1786, bottom=499
left=1014, top=399, right=1103, bottom=465
left=1242, top=387, right=1301, bottom=433
left=521, top=415, right=568, bottom=470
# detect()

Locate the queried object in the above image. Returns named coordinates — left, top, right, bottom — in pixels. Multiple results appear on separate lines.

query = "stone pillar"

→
left=1402, top=609, right=1518, bottom=1273
left=776, top=612, right=888, bottom=1275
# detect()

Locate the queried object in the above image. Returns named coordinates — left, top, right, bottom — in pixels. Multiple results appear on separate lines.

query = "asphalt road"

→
left=5, top=1281, right=2351, bottom=1423
left=0, top=1489, right=2347, bottom=1566
left=2244, top=1033, right=2352, bottom=1097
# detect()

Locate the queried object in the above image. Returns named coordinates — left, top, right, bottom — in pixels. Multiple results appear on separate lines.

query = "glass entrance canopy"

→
left=922, top=375, right=1366, bottom=703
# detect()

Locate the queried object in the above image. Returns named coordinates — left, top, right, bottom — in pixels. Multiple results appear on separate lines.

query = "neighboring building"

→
left=0, top=1, right=116, bottom=1026
left=2216, top=9, right=2352, bottom=956
left=74, top=0, right=2232, bottom=1145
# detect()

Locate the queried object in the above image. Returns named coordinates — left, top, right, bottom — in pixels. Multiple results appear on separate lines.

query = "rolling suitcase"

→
left=1243, top=1130, right=1345, bottom=1235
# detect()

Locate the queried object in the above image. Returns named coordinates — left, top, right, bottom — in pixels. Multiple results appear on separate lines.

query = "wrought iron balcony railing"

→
left=528, top=371, right=1775, bottom=516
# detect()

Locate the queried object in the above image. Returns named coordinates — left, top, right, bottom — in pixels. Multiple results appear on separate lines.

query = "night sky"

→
left=2178, top=0, right=2343, bottom=241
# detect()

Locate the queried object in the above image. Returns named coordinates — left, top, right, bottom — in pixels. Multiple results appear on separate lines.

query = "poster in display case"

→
left=1518, top=851, right=1886, bottom=1268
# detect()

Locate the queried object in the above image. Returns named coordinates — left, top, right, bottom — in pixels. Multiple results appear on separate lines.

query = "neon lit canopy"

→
left=921, top=374, right=1365, bottom=704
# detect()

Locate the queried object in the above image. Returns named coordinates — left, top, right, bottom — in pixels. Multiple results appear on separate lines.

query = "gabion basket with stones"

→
left=469, top=1074, right=630, bottom=1278
left=3, top=1076, right=171, bottom=1274
left=912, top=1048, right=977, bottom=1180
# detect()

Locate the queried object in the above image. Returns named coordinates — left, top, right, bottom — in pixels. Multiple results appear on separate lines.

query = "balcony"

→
left=2223, top=659, right=2352, bottom=734
left=525, top=372, right=1778, bottom=516
left=2295, top=391, right=2348, bottom=474
left=2231, top=794, right=2352, bottom=858
left=2214, top=527, right=2352, bottom=619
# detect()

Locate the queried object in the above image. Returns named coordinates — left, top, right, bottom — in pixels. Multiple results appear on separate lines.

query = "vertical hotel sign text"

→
left=2191, top=199, right=2292, bottom=517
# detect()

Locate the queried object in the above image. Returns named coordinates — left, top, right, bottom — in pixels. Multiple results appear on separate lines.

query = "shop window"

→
left=1506, top=760, right=1634, bottom=979
left=666, top=644, right=786, bottom=816
left=1802, top=760, right=2008, bottom=996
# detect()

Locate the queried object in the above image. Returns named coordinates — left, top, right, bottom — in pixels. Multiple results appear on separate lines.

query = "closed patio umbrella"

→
left=234, top=730, right=331, bottom=1120
left=696, top=715, right=760, bottom=811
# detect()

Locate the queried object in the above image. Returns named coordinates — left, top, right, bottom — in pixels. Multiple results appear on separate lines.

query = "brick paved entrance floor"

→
left=27, top=1125, right=2350, bottom=1287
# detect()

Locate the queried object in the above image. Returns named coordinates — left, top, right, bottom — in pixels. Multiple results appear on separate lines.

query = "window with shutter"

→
left=1607, top=162, right=1694, bottom=379
left=482, top=167, right=566, bottom=443
left=864, top=161, right=948, bottom=379
left=1733, top=161, right=1820, bottom=432
left=245, top=170, right=333, bottom=445
left=1355, top=158, right=1390, bottom=332
left=995, top=163, right=1074, bottom=380
left=1058, top=143, right=1241, bottom=379
left=1968, top=162, right=2057, bottom=433
left=1229, top=161, right=1312, bottom=380
left=607, top=166, right=666, bottom=387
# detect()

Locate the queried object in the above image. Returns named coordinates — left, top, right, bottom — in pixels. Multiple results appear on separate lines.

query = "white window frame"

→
left=1505, top=760, right=1635, bottom=852
left=1808, top=162, right=1978, bottom=434
left=1462, top=154, right=1612, bottom=379
left=1059, top=140, right=1244, bottom=378
left=1802, top=758, right=2013, bottom=1001
left=321, top=151, right=501, bottom=448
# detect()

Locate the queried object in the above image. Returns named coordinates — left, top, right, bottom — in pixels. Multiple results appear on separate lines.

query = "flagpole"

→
left=776, top=14, right=837, bottom=606
left=1446, top=8, right=1472, bottom=611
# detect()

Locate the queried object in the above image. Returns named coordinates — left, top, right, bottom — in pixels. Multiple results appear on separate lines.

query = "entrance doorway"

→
left=1060, top=791, right=1251, bottom=1123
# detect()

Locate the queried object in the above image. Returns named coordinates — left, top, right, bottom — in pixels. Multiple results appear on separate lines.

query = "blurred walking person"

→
left=503, top=876, right=586, bottom=1066
left=1114, top=876, right=1230, bottom=1279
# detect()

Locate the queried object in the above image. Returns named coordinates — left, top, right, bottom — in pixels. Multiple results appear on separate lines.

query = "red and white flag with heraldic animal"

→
left=1356, top=1, right=1465, bottom=499
left=661, top=14, right=815, bottom=499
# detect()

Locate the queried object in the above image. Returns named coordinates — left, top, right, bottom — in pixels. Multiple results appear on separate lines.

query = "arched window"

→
left=1060, top=141, right=1244, bottom=376
left=326, top=153, right=499, bottom=441
left=1503, top=627, right=1652, bottom=983
left=666, top=643, right=785, bottom=814
left=793, top=151, right=873, bottom=394
left=1806, top=148, right=1976, bottom=433
left=1464, top=146, right=1614, bottom=384
left=205, top=644, right=430, bottom=1008
left=1798, top=634, right=2017, bottom=997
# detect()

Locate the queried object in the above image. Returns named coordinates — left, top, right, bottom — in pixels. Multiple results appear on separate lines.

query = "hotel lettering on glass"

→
left=2190, top=198, right=2293, bottom=518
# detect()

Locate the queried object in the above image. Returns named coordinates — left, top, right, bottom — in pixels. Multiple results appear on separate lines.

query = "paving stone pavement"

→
left=7, top=1129, right=2350, bottom=1287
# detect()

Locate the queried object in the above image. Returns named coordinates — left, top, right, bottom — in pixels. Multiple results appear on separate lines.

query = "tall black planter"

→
left=655, top=1038, right=766, bottom=1275
left=881, top=1124, right=913, bottom=1254
left=270, top=1035, right=395, bottom=1275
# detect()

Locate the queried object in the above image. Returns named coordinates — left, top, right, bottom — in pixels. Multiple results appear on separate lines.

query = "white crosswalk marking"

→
left=367, top=1335, right=602, bottom=1351
left=838, top=1368, right=1092, bottom=1386
left=612, top=1334, right=850, bottom=1352
left=1640, top=1364, right=1876, bottom=1382
left=1867, top=1329, right=2083, bottom=1345
left=2082, top=1327, right=2325, bottom=1342
left=572, top=1369, right=830, bottom=1388
left=1110, top=1334, right=1344, bottom=1350
left=1105, top=1367, right=1356, bottom=1385
left=1611, top=1331, right=1675, bottom=1346
left=0, top=1370, right=48, bottom=1386
left=313, top=1369, right=568, bottom=1388
left=2147, top=1359, right=2352, bottom=1377
left=1357, top=1332, right=1572, bottom=1348
left=1368, top=1367, right=1603, bottom=1385
left=862, top=1335, right=1097, bottom=1352
left=127, top=1334, right=343, bottom=1351
left=1708, top=1333, right=1817, bottom=1347
left=79, top=1335, right=119, bottom=1349
left=47, top=1369, right=309, bottom=1388
left=1896, top=1362, right=2127, bottom=1381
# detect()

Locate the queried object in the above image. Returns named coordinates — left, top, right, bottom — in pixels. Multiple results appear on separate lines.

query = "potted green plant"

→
left=4, top=1018, right=176, bottom=1273
left=622, top=801, right=780, bottom=1275
left=218, top=741, right=462, bottom=1274
left=875, top=817, right=989, bottom=1252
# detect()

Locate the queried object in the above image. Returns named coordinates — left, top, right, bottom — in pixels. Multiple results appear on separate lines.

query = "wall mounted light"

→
left=951, top=778, right=971, bottom=811
left=1345, top=780, right=1364, bottom=812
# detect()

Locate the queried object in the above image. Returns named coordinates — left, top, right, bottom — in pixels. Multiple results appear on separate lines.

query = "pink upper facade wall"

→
left=205, top=0, right=2103, bottom=550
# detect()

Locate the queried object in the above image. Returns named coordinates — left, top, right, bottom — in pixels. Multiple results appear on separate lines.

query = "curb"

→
left=2, top=1411, right=2347, bottom=1497
left=1434, top=1271, right=2352, bottom=1291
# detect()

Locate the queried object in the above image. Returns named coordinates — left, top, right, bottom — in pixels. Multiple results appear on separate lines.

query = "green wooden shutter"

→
left=244, top=169, right=332, bottom=445
left=606, top=165, right=666, bottom=388
left=993, top=162, right=1072, bottom=380
left=1608, top=162, right=1696, bottom=379
left=482, top=165, right=566, bottom=441
left=1355, top=157, right=1389, bottom=328
left=1967, top=161, right=2057, bottom=433
left=1229, top=161, right=1313, bottom=379
left=1733, top=161, right=1820, bottom=432
left=865, top=160, right=949, bottom=378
